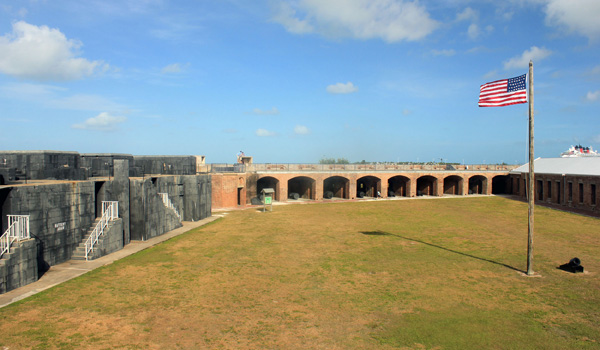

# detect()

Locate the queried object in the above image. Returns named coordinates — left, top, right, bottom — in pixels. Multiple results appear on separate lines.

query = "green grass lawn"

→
left=1, top=196, right=599, bottom=349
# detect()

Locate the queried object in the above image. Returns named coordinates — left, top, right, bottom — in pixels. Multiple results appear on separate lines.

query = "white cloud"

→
left=256, top=128, right=276, bottom=137
left=271, top=0, right=439, bottom=42
left=1, top=82, right=126, bottom=111
left=586, top=90, right=600, bottom=101
left=483, top=70, right=497, bottom=79
left=161, top=62, right=189, bottom=74
left=0, top=21, right=107, bottom=81
left=456, top=7, right=478, bottom=22
left=49, top=94, right=126, bottom=111
left=503, top=46, right=552, bottom=70
left=72, top=112, right=127, bottom=131
left=271, top=2, right=314, bottom=34
left=544, top=0, right=600, bottom=41
left=467, top=23, right=480, bottom=39
left=294, top=125, right=310, bottom=135
left=431, top=49, right=455, bottom=56
left=327, top=82, right=358, bottom=94
left=252, top=107, right=280, bottom=115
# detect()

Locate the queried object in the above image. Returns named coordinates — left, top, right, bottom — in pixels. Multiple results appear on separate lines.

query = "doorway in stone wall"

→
left=0, top=188, right=10, bottom=233
left=95, top=181, right=106, bottom=218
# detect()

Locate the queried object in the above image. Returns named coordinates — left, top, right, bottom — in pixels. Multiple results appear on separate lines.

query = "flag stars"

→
left=507, top=74, right=526, bottom=92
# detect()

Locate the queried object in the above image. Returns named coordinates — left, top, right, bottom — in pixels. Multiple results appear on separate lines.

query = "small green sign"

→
left=265, top=197, right=272, bottom=205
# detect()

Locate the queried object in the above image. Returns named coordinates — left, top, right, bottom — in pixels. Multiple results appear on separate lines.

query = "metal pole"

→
left=527, top=60, right=535, bottom=276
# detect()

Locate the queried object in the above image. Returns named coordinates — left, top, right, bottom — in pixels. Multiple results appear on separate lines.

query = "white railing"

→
left=159, top=193, right=181, bottom=220
left=1, top=215, right=30, bottom=259
left=84, top=201, right=118, bottom=261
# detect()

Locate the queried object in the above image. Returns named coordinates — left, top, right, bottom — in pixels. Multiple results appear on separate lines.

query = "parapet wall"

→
left=0, top=151, right=85, bottom=181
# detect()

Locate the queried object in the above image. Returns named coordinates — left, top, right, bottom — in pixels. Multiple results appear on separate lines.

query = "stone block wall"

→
left=1, top=172, right=211, bottom=293
left=3, top=182, right=97, bottom=267
left=180, top=175, right=211, bottom=221
left=129, top=174, right=210, bottom=241
left=0, top=151, right=85, bottom=180
left=80, top=153, right=136, bottom=178
left=129, top=177, right=182, bottom=241
left=133, top=156, right=197, bottom=175
left=0, top=239, right=38, bottom=294
left=87, top=219, right=124, bottom=260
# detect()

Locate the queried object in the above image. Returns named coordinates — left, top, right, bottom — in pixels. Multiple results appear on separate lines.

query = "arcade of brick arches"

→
left=211, top=168, right=513, bottom=209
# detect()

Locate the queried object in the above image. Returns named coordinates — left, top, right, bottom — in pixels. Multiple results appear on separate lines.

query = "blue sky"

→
left=0, top=0, right=599, bottom=164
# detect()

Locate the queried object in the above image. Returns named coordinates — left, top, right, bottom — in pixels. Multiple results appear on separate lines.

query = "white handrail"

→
left=158, top=193, right=181, bottom=220
left=84, top=201, right=118, bottom=261
left=1, top=215, right=30, bottom=259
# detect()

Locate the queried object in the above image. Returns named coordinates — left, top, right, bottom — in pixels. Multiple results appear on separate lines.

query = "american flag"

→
left=478, top=74, right=527, bottom=107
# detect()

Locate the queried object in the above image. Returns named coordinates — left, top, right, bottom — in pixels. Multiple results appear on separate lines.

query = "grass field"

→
left=1, top=196, right=599, bottom=349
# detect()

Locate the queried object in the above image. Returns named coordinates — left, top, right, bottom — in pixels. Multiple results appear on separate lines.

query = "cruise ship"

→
left=560, top=145, right=599, bottom=157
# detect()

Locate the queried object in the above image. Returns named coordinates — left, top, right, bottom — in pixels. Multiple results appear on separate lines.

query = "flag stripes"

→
left=478, top=74, right=527, bottom=107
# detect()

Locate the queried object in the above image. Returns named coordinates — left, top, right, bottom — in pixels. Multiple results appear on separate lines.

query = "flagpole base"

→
left=519, top=271, right=541, bottom=278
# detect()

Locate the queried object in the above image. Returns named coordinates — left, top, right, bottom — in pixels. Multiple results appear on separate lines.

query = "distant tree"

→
left=319, top=157, right=350, bottom=164
left=319, top=157, right=336, bottom=164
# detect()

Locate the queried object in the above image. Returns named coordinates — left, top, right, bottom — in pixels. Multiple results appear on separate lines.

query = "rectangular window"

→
left=568, top=182, right=573, bottom=202
left=547, top=180, right=552, bottom=200
left=592, top=184, right=597, bottom=206
left=579, top=183, right=584, bottom=203
left=556, top=181, right=561, bottom=204
left=537, top=180, right=543, bottom=200
left=516, top=178, right=519, bottom=193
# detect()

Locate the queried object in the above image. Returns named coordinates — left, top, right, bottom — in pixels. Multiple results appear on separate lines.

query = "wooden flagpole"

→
left=527, top=60, right=535, bottom=275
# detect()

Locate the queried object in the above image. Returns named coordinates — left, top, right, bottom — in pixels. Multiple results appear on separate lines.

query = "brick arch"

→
left=323, top=175, right=350, bottom=199
left=357, top=175, right=381, bottom=198
left=417, top=175, right=438, bottom=196
left=443, top=175, right=464, bottom=195
left=288, top=175, right=317, bottom=200
left=388, top=175, right=411, bottom=197
left=257, top=176, right=280, bottom=201
left=468, top=175, right=487, bottom=194
left=492, top=174, right=511, bottom=194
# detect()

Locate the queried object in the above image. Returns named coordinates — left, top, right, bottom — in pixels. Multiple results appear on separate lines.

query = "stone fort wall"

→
left=1, top=155, right=211, bottom=294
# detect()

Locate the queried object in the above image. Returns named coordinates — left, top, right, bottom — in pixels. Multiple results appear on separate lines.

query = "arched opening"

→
left=417, top=176, right=437, bottom=196
left=443, top=175, right=463, bottom=195
left=323, top=176, right=349, bottom=199
left=388, top=176, right=409, bottom=197
left=288, top=176, right=316, bottom=200
left=492, top=175, right=510, bottom=194
left=468, top=175, right=486, bottom=194
left=257, top=176, right=280, bottom=201
left=357, top=176, right=381, bottom=198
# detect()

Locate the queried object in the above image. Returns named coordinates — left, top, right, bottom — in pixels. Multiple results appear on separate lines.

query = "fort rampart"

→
left=1, top=153, right=211, bottom=294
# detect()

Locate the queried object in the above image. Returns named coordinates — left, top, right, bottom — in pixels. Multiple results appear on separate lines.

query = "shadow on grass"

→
left=361, top=230, right=523, bottom=273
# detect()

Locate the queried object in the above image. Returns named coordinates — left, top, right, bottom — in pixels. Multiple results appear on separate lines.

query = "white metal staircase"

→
left=82, top=201, right=118, bottom=261
left=159, top=193, right=181, bottom=220
left=1, top=215, right=30, bottom=259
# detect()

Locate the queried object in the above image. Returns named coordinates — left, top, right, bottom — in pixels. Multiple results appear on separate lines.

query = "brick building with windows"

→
left=509, top=157, right=600, bottom=216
